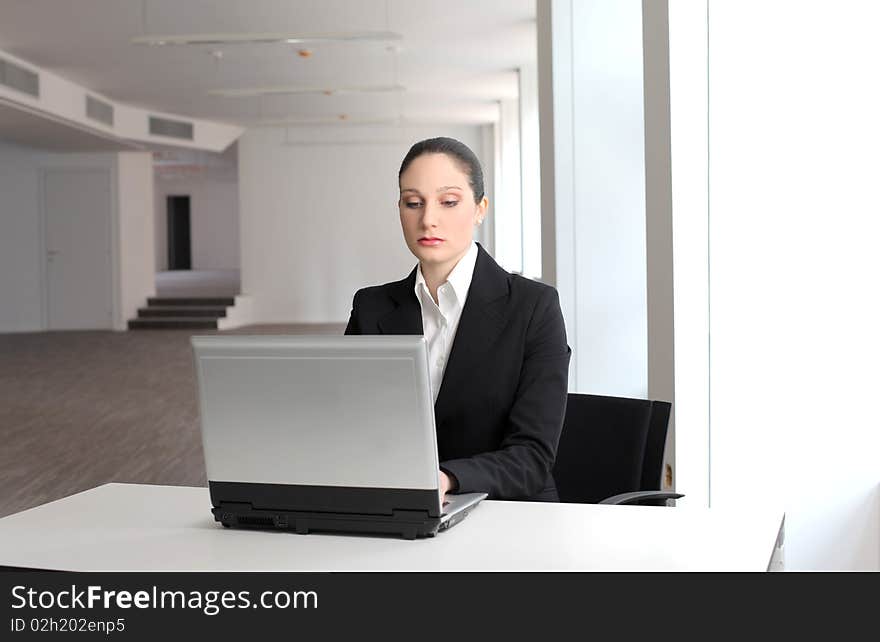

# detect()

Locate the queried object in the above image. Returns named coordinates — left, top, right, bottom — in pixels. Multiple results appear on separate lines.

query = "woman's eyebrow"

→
left=400, top=186, right=462, bottom=194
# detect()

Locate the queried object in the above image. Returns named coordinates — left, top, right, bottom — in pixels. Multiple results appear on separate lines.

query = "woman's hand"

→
left=439, top=471, right=455, bottom=505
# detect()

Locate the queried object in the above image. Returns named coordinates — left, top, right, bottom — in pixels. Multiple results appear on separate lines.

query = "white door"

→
left=44, top=169, right=113, bottom=330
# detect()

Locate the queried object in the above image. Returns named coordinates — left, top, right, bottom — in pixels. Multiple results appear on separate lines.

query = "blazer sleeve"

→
left=439, top=287, right=571, bottom=499
left=344, top=290, right=361, bottom=335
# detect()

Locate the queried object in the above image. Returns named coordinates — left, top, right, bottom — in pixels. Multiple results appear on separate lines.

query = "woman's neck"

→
left=420, top=247, right=469, bottom=304
left=420, top=263, right=453, bottom=304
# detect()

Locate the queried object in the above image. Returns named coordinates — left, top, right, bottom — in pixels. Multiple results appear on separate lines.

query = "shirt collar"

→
left=414, top=240, right=478, bottom=305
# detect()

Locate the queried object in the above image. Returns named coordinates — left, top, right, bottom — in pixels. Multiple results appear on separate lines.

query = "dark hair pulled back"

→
left=398, top=137, right=485, bottom=203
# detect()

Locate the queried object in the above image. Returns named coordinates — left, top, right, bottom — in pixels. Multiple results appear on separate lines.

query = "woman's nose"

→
left=421, top=203, right=439, bottom=227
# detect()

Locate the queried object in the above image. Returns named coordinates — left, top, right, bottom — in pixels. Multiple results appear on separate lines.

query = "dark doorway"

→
left=167, top=195, right=192, bottom=270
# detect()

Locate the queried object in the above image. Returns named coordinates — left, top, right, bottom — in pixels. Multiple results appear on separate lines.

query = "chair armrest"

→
left=598, top=491, right=685, bottom=505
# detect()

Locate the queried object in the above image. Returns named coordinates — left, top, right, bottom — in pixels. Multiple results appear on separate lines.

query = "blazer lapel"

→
left=377, top=266, right=423, bottom=335
left=434, top=244, right=511, bottom=423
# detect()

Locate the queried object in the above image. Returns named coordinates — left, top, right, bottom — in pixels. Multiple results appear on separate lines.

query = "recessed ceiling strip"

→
left=132, top=31, right=402, bottom=46
left=208, top=84, right=405, bottom=98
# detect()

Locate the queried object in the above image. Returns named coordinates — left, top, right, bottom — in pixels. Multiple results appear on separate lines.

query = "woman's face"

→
left=398, top=152, right=488, bottom=271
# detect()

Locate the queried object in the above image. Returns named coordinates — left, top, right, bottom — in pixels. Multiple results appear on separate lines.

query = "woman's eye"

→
left=405, top=201, right=423, bottom=209
left=442, top=200, right=459, bottom=207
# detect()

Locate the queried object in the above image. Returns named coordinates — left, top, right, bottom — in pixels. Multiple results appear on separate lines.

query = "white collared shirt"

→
left=414, top=241, right=479, bottom=402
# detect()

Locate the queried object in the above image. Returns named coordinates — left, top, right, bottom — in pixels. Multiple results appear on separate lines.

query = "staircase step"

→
left=147, top=297, right=236, bottom=307
left=128, top=317, right=219, bottom=330
left=138, top=306, right=227, bottom=318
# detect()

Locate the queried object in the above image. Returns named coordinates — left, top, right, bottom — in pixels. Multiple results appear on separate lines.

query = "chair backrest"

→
left=552, top=393, right=672, bottom=504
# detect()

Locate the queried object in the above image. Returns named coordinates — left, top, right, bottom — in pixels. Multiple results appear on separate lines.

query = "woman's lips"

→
left=418, top=238, right=444, bottom=247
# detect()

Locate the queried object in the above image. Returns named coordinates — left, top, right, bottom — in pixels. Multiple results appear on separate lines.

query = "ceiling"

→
left=0, top=0, right=536, bottom=127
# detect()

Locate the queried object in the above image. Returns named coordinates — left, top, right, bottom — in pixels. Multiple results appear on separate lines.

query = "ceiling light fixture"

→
left=207, top=84, right=405, bottom=98
left=132, top=31, right=402, bottom=46
left=255, top=115, right=406, bottom=127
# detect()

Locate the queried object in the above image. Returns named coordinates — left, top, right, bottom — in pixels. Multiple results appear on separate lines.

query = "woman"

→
left=345, top=137, right=570, bottom=502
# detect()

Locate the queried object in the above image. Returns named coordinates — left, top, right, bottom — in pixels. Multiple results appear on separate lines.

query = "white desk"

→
left=0, top=483, right=784, bottom=572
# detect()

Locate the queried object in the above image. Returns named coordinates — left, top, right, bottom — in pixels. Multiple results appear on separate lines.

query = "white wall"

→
left=668, top=0, right=710, bottom=508
left=238, top=124, right=485, bottom=323
left=154, top=173, right=240, bottom=271
left=704, top=0, right=880, bottom=570
left=0, top=143, right=154, bottom=332
left=0, top=143, right=43, bottom=332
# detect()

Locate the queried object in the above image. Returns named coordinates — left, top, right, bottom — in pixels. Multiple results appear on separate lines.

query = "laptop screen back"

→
left=192, top=335, right=439, bottom=491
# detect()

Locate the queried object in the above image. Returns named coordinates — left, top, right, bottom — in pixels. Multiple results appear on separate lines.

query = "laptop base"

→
left=209, top=481, right=448, bottom=539
left=213, top=502, right=441, bottom=540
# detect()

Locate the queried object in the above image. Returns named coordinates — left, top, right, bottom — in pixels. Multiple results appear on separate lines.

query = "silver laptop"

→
left=191, top=335, right=486, bottom=539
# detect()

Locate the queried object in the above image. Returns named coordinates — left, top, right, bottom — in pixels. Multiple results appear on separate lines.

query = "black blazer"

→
left=345, top=243, right=571, bottom=501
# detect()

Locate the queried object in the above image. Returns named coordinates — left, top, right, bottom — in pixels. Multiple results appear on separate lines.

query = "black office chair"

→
left=552, top=393, right=684, bottom=506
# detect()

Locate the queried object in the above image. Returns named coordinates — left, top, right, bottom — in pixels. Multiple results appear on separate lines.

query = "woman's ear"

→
left=475, top=196, right=489, bottom=225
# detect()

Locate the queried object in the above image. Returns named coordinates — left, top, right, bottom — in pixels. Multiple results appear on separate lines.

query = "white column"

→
left=116, top=152, right=156, bottom=330
left=643, top=1, right=677, bottom=492
left=495, top=98, right=523, bottom=273
left=476, top=123, right=496, bottom=255
left=519, top=63, right=542, bottom=279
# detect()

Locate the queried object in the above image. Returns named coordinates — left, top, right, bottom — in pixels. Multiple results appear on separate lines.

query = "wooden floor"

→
left=0, top=323, right=345, bottom=518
